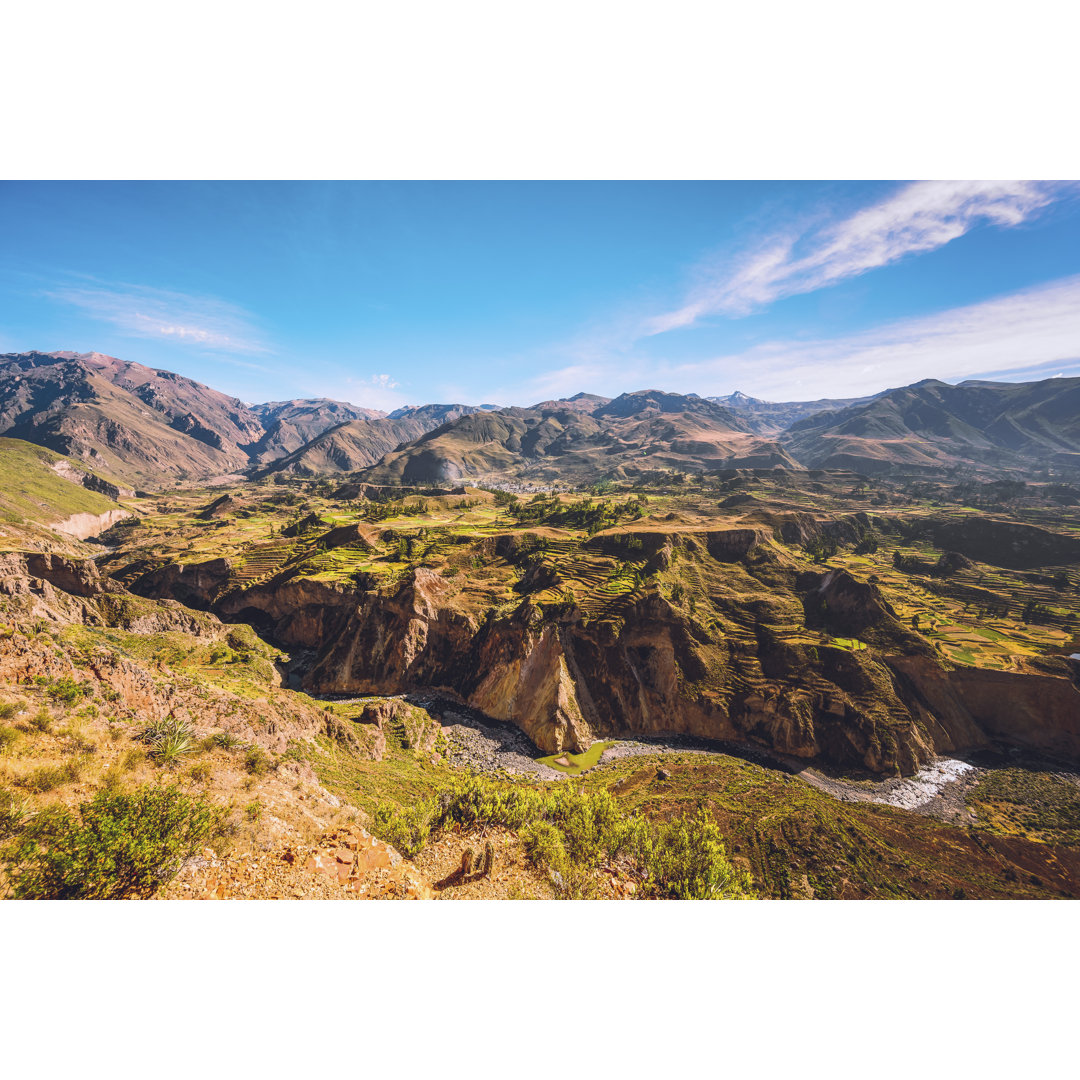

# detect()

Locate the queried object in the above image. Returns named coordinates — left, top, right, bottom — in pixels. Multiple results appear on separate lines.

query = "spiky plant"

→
left=0, top=787, right=35, bottom=840
left=139, top=716, right=196, bottom=765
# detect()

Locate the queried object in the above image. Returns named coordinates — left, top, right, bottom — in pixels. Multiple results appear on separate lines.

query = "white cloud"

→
left=646, top=180, right=1077, bottom=332
left=366, top=373, right=400, bottom=390
left=337, top=372, right=408, bottom=412
left=672, top=274, right=1080, bottom=399
left=46, top=281, right=268, bottom=354
left=501, top=275, right=1080, bottom=403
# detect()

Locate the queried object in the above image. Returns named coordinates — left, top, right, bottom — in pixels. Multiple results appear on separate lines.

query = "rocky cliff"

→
left=112, top=525, right=1080, bottom=776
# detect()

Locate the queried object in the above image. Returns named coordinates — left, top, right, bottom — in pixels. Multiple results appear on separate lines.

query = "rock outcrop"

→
left=114, top=531, right=1080, bottom=776
left=53, top=508, right=133, bottom=540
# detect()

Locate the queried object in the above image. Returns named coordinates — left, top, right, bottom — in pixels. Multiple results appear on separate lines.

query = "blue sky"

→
left=2, top=180, right=1080, bottom=410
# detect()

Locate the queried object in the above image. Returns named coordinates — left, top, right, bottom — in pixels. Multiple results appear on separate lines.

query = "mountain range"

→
left=3, top=350, right=1080, bottom=488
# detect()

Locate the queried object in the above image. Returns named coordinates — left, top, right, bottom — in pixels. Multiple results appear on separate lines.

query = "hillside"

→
left=784, top=377, right=1080, bottom=473
left=360, top=391, right=801, bottom=483
left=709, top=390, right=876, bottom=435
left=0, top=438, right=129, bottom=549
left=8, top=351, right=1080, bottom=490
left=0, top=351, right=267, bottom=487
left=0, top=352, right=396, bottom=487
left=247, top=399, right=388, bottom=463
left=258, top=403, right=489, bottom=476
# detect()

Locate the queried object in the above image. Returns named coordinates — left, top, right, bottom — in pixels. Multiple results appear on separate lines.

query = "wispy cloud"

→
left=503, top=275, right=1080, bottom=403
left=676, top=274, right=1080, bottom=399
left=365, top=373, right=400, bottom=390
left=46, top=281, right=268, bottom=354
left=646, top=180, right=1077, bottom=333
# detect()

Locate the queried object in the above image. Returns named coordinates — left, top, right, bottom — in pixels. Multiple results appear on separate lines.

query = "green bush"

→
left=243, top=746, right=272, bottom=776
left=0, top=701, right=23, bottom=721
left=46, top=678, right=90, bottom=706
left=423, top=775, right=748, bottom=899
left=1, top=785, right=229, bottom=899
left=647, top=808, right=752, bottom=899
left=520, top=819, right=567, bottom=869
left=369, top=799, right=433, bottom=858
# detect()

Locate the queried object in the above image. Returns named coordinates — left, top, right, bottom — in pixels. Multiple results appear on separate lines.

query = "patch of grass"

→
left=1, top=784, right=229, bottom=899
left=188, top=761, right=211, bottom=784
left=120, top=747, right=146, bottom=771
left=29, top=709, right=53, bottom=734
left=14, top=756, right=87, bottom=794
left=537, top=740, right=614, bottom=775
left=0, top=437, right=119, bottom=527
left=0, top=786, right=35, bottom=841
left=0, top=701, right=23, bottom=721
left=0, top=725, right=21, bottom=754
left=967, top=769, right=1080, bottom=845
left=204, top=731, right=241, bottom=751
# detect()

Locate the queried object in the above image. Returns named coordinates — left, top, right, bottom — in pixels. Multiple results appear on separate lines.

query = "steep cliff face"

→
left=918, top=517, right=1080, bottom=570
left=295, top=571, right=936, bottom=769
left=887, top=655, right=1080, bottom=762
left=114, top=534, right=1080, bottom=775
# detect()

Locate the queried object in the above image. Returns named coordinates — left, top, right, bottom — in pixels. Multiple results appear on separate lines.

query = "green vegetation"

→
left=1, top=784, right=229, bottom=899
left=804, top=534, right=839, bottom=563
left=967, top=769, right=1080, bottom=845
left=537, top=740, right=614, bottom=775
left=0, top=437, right=119, bottom=533
left=138, top=716, right=197, bottom=765
left=45, top=677, right=91, bottom=706
left=369, top=774, right=752, bottom=899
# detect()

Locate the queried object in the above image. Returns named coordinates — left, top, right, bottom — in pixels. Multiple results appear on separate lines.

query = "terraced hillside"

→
left=97, top=473, right=1080, bottom=779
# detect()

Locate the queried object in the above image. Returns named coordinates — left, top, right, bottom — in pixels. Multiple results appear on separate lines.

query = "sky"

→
left=2, top=179, right=1080, bottom=411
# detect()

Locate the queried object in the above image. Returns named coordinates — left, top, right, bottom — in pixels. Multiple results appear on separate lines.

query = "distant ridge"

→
left=4, top=350, right=1080, bottom=487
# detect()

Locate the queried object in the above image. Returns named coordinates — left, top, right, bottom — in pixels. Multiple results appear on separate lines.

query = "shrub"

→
left=1, top=785, right=229, bottom=899
left=369, top=799, right=433, bottom=857
left=29, top=709, right=53, bottom=733
left=521, top=819, right=567, bottom=869
left=243, top=746, right=272, bottom=776
left=429, top=775, right=748, bottom=899
left=0, top=701, right=23, bottom=721
left=46, top=678, right=90, bottom=706
left=804, top=535, right=839, bottom=563
left=646, top=808, right=752, bottom=899
left=138, top=716, right=196, bottom=765
left=207, top=644, right=232, bottom=665
left=0, top=725, right=21, bottom=754
left=854, top=533, right=880, bottom=555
